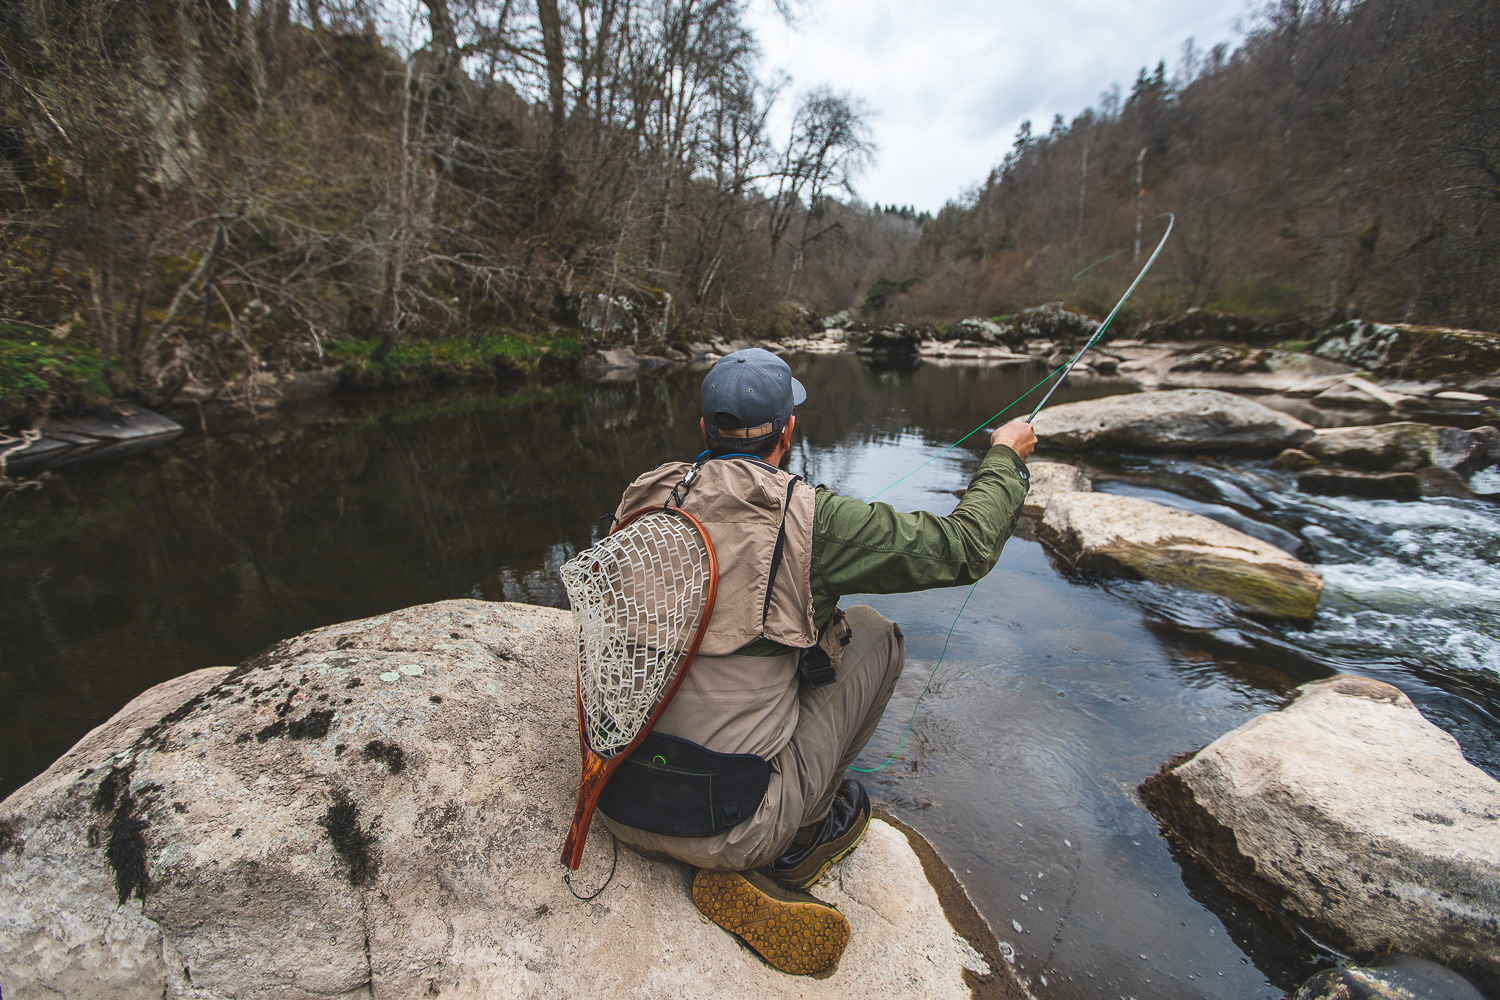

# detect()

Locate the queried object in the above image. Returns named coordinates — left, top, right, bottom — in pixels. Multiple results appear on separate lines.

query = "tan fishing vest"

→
left=615, top=458, right=818, bottom=656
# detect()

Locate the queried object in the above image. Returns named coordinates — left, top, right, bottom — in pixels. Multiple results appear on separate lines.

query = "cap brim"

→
left=791, top=376, right=807, bottom=406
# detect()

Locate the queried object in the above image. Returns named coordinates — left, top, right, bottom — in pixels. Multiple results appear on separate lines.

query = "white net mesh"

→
left=560, top=509, right=713, bottom=758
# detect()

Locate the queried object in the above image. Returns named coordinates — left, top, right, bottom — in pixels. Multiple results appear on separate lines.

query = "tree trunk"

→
left=421, top=0, right=459, bottom=57
left=537, top=0, right=567, bottom=141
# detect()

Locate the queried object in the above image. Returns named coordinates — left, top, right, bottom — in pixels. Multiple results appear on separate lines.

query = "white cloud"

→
left=747, top=0, right=1249, bottom=212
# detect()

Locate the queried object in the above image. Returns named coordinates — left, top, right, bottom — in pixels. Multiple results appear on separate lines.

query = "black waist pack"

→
left=596, top=731, right=771, bottom=839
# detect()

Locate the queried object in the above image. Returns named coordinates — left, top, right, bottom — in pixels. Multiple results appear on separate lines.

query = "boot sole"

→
left=775, top=804, right=873, bottom=890
left=691, top=869, right=851, bottom=976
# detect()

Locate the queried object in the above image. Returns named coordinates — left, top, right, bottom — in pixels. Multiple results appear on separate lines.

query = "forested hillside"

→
left=891, top=0, right=1499, bottom=333
left=1, top=0, right=1496, bottom=421
left=0, top=0, right=914, bottom=416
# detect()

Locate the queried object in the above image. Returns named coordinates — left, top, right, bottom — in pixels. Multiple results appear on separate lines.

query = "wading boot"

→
left=691, top=867, right=851, bottom=976
left=770, top=779, right=871, bottom=890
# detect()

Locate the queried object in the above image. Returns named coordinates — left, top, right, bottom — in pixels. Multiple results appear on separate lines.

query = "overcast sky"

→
left=746, top=0, right=1253, bottom=213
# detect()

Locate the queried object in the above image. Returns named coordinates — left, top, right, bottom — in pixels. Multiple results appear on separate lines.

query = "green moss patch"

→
left=329, top=330, right=583, bottom=390
left=0, top=328, right=117, bottom=423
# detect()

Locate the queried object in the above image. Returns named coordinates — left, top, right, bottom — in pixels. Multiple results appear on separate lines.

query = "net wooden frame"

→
left=559, top=504, right=718, bottom=870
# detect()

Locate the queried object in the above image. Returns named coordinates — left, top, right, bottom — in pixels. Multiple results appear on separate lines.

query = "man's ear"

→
left=700, top=417, right=707, bottom=437
left=781, top=415, right=796, bottom=447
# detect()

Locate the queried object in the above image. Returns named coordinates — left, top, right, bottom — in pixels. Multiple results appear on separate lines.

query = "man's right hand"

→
left=991, top=419, right=1037, bottom=461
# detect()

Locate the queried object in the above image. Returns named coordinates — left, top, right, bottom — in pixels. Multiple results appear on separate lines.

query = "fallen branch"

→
left=0, top=428, right=46, bottom=492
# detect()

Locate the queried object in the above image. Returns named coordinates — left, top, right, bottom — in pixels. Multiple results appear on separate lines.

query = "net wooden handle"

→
left=560, top=749, right=610, bottom=870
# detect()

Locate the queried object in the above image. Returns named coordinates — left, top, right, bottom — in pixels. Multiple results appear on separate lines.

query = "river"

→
left=2, top=352, right=1497, bottom=999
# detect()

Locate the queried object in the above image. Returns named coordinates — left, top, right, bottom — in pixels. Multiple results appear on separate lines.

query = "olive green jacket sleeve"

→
left=807, top=444, right=1030, bottom=631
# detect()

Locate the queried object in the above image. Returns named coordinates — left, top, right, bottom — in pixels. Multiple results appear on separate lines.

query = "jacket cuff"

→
left=979, top=443, right=1029, bottom=490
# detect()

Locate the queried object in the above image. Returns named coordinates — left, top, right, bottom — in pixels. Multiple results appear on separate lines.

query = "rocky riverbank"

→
left=0, top=600, right=1019, bottom=1000
left=9, top=302, right=1500, bottom=476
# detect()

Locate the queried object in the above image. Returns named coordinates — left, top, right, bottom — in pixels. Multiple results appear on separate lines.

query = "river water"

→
left=3, top=352, right=1497, bottom=999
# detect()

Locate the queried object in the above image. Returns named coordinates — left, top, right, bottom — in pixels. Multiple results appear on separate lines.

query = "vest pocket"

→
left=597, top=731, right=771, bottom=839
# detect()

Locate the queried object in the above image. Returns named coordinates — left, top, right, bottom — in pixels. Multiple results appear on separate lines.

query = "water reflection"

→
left=2, top=352, right=1496, bottom=1000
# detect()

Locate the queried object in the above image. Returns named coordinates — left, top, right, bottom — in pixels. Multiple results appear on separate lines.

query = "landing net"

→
left=560, top=509, right=713, bottom=758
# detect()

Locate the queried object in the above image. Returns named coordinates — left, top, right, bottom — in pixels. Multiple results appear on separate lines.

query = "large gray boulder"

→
left=1032, top=389, right=1315, bottom=455
left=0, top=600, right=1010, bottom=1000
left=1141, top=676, right=1500, bottom=994
left=1037, top=492, right=1323, bottom=621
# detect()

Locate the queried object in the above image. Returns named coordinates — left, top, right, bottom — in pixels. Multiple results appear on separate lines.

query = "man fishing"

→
left=593, top=347, right=1035, bottom=976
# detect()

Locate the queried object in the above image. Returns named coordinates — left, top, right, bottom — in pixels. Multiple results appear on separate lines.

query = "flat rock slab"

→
left=1141, top=676, right=1500, bottom=993
left=1031, top=389, right=1314, bottom=455
left=0, top=600, right=1013, bottom=1000
left=1038, top=492, right=1323, bottom=621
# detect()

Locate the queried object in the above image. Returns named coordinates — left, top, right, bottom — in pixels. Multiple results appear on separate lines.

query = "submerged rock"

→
left=1019, top=460, right=1092, bottom=519
left=1031, top=389, right=1315, bottom=455
left=0, top=600, right=1005, bottom=1000
left=1298, top=470, right=1425, bottom=501
left=1291, top=953, right=1487, bottom=1000
left=1037, top=492, right=1323, bottom=621
left=1141, top=676, right=1500, bottom=994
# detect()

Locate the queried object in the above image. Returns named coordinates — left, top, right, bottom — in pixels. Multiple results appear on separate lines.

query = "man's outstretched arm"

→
left=809, top=421, right=1034, bottom=624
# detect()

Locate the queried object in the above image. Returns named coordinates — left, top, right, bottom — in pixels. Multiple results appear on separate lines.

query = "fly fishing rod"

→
left=852, top=213, right=1175, bottom=773
left=1024, top=212, right=1174, bottom=423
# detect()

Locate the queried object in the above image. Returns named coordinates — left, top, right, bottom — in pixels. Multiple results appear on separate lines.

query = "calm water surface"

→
left=4, top=353, right=1498, bottom=999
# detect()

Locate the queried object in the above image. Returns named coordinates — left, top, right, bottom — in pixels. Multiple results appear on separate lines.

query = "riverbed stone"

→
left=1305, top=422, right=1492, bottom=472
left=1298, top=470, right=1425, bottom=501
left=1140, top=676, right=1500, bottom=993
left=1037, top=492, right=1323, bottom=621
left=0, top=600, right=1010, bottom=1000
left=1273, top=448, right=1320, bottom=470
left=1031, top=389, right=1315, bottom=455
left=1020, top=460, right=1092, bottom=519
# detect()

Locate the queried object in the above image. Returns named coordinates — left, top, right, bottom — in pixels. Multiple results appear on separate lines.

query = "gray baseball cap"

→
left=701, top=348, right=807, bottom=445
